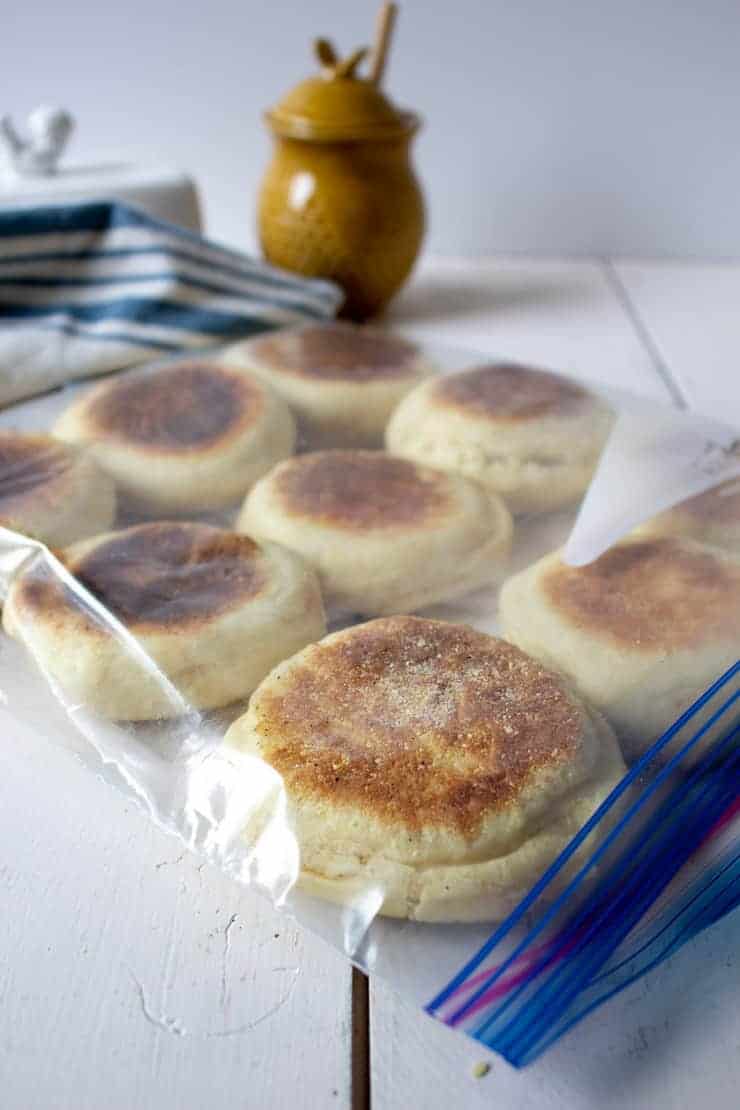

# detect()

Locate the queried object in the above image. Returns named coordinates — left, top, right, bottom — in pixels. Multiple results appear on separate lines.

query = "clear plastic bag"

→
left=427, top=662, right=740, bottom=1064
left=0, top=333, right=738, bottom=1065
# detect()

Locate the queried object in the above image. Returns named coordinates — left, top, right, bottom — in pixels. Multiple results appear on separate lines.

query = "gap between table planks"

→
left=0, top=710, right=355, bottom=1110
left=368, top=256, right=740, bottom=1110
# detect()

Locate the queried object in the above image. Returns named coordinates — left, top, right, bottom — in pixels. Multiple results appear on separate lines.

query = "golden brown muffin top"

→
left=272, top=450, right=457, bottom=531
left=16, top=522, right=268, bottom=632
left=250, top=616, right=586, bottom=838
left=544, top=538, right=740, bottom=651
left=248, top=324, right=420, bottom=382
left=433, top=364, right=592, bottom=422
left=85, top=363, right=264, bottom=452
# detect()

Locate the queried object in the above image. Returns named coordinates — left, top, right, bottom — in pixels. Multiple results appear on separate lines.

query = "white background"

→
left=3, top=0, right=740, bottom=256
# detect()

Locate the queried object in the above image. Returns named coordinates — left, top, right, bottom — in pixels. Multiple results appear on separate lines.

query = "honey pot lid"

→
left=266, top=12, right=419, bottom=142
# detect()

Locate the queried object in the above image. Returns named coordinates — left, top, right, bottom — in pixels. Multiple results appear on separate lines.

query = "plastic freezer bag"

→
left=0, top=330, right=738, bottom=1066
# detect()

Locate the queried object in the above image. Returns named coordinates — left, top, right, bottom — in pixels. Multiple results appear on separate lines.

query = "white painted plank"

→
left=386, top=255, right=666, bottom=398
left=612, top=261, right=740, bottom=423
left=0, top=710, right=352, bottom=1110
left=370, top=256, right=740, bottom=1109
left=370, top=915, right=740, bottom=1110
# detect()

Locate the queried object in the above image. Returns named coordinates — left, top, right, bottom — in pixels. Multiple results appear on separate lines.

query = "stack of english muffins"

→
left=2, top=321, right=737, bottom=922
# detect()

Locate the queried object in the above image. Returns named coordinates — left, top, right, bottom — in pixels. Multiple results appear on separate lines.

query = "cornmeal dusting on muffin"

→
left=253, top=616, right=584, bottom=838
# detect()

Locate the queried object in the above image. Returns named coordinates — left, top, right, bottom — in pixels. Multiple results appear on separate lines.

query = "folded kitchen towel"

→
left=0, top=201, right=342, bottom=406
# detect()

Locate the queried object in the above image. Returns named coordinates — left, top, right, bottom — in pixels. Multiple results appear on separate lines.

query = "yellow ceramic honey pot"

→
left=258, top=4, right=425, bottom=320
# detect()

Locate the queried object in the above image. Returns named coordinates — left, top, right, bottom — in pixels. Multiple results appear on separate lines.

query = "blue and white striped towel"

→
left=0, top=201, right=342, bottom=406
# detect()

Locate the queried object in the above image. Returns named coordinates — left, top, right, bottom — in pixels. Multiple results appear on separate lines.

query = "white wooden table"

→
left=1, top=257, right=738, bottom=1110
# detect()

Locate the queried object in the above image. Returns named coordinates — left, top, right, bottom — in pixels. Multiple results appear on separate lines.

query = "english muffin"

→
left=220, top=323, right=433, bottom=447
left=0, top=431, right=115, bottom=547
left=226, top=616, right=625, bottom=922
left=53, top=361, right=296, bottom=512
left=634, top=477, right=740, bottom=554
left=237, top=450, right=513, bottom=615
left=499, top=537, right=740, bottom=760
left=386, top=363, right=614, bottom=513
left=3, top=521, right=325, bottom=720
